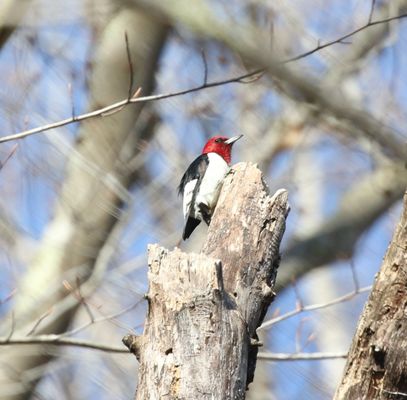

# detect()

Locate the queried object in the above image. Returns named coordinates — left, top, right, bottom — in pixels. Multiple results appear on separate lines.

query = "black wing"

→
left=178, top=154, right=209, bottom=240
left=178, top=154, right=209, bottom=196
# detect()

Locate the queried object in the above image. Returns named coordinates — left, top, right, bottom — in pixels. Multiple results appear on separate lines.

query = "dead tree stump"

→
left=125, top=162, right=289, bottom=399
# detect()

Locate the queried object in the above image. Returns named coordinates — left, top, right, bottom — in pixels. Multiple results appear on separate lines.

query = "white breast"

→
left=195, top=153, right=229, bottom=217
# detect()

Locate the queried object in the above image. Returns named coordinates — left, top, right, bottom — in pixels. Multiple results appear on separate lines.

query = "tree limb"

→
left=334, top=190, right=407, bottom=399
left=0, top=7, right=167, bottom=400
left=139, top=0, right=407, bottom=160
left=277, top=162, right=406, bottom=290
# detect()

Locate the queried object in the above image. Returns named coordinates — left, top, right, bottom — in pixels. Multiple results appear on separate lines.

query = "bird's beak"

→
left=225, top=134, right=243, bottom=145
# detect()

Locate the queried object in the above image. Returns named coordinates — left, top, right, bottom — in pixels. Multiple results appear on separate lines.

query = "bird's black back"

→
left=178, top=154, right=209, bottom=196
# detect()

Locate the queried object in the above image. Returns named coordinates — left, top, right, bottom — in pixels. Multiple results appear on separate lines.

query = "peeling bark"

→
left=334, top=190, right=407, bottom=399
left=128, top=163, right=289, bottom=399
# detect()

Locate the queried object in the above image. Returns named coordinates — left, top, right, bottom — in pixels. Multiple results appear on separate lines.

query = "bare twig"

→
left=379, top=389, right=407, bottom=398
left=0, top=335, right=128, bottom=353
left=200, top=48, right=208, bottom=85
left=349, top=260, right=360, bottom=292
left=368, top=0, right=377, bottom=24
left=0, top=335, right=349, bottom=360
left=125, top=31, right=134, bottom=101
left=0, top=70, right=261, bottom=144
left=285, top=12, right=407, bottom=62
left=258, top=285, right=372, bottom=331
left=257, top=351, right=347, bottom=361
left=0, top=144, right=18, bottom=170
left=1, top=13, right=406, bottom=145
left=63, top=279, right=95, bottom=323
left=68, top=82, right=75, bottom=119
left=295, top=318, right=314, bottom=353
left=291, top=279, right=304, bottom=310
left=26, top=308, right=53, bottom=336
left=0, top=289, right=16, bottom=305
left=6, top=312, right=15, bottom=341
left=60, top=299, right=142, bottom=338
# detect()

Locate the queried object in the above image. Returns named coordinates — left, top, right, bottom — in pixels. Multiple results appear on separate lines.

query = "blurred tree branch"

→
left=0, top=0, right=31, bottom=48
left=334, top=190, right=407, bottom=399
left=0, top=1, right=406, bottom=398
left=286, top=11, right=407, bottom=63
left=0, top=69, right=261, bottom=143
left=137, top=0, right=407, bottom=160
left=0, top=5, right=167, bottom=399
left=277, top=161, right=406, bottom=290
left=2, top=8, right=407, bottom=144
left=0, top=336, right=347, bottom=362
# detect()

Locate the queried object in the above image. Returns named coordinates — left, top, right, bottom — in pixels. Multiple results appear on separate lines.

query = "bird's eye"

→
left=215, top=138, right=222, bottom=143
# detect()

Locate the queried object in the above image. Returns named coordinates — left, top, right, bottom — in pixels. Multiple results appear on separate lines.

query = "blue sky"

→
left=0, top=1, right=406, bottom=398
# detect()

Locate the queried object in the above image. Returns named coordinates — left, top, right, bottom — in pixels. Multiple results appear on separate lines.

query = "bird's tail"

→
left=182, top=217, right=201, bottom=240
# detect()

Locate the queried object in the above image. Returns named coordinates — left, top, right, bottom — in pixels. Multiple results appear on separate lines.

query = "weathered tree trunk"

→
left=124, top=163, right=289, bottom=399
left=334, top=190, right=407, bottom=399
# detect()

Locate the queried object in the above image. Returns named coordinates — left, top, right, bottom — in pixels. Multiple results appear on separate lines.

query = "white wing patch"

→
left=183, top=179, right=198, bottom=218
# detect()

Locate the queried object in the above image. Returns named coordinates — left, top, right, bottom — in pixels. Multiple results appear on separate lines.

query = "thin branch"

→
left=257, top=351, right=347, bottom=361
left=0, top=335, right=128, bottom=353
left=291, top=278, right=304, bottom=310
left=379, top=389, right=407, bottom=398
left=26, top=308, right=53, bottom=336
left=124, top=31, right=134, bottom=101
left=68, top=82, right=75, bottom=119
left=258, top=285, right=372, bottom=331
left=285, top=12, right=407, bottom=63
left=63, top=279, right=95, bottom=323
left=368, top=0, right=377, bottom=24
left=0, top=144, right=18, bottom=169
left=59, top=299, right=142, bottom=338
left=349, top=260, right=360, bottom=292
left=0, top=69, right=261, bottom=144
left=6, top=312, right=15, bottom=341
left=200, top=48, right=208, bottom=85
left=1, top=12, right=406, bottom=144
left=0, top=289, right=16, bottom=305
left=0, top=336, right=347, bottom=360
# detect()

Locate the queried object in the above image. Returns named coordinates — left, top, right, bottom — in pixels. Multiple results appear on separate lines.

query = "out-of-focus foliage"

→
left=0, top=0, right=406, bottom=399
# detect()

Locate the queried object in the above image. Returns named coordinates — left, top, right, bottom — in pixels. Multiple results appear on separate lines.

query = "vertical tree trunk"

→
left=0, top=7, right=167, bottom=400
left=125, top=163, right=289, bottom=399
left=334, top=190, right=407, bottom=399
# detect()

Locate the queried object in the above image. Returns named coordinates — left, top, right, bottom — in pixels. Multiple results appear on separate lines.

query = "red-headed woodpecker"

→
left=178, top=134, right=243, bottom=240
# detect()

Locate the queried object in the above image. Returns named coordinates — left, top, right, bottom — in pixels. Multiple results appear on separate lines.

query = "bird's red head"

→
left=202, top=135, right=243, bottom=164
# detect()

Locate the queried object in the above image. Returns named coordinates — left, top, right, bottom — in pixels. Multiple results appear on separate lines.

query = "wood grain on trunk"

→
left=334, top=190, right=407, bottom=399
left=128, top=162, right=289, bottom=399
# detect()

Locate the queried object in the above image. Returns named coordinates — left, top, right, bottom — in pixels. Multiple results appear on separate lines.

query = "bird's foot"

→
left=198, top=203, right=212, bottom=225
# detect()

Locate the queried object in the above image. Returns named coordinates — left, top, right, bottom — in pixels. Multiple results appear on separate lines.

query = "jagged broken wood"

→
left=124, top=162, right=289, bottom=399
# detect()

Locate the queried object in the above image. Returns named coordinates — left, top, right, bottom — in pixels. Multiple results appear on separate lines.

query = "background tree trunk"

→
left=334, top=190, right=407, bottom=399
left=127, top=163, right=289, bottom=399
left=1, top=1, right=406, bottom=398
left=0, top=6, right=167, bottom=399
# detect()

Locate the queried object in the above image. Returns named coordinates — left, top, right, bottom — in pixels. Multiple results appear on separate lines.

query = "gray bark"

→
left=334, top=190, right=407, bottom=399
left=125, top=163, right=289, bottom=399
